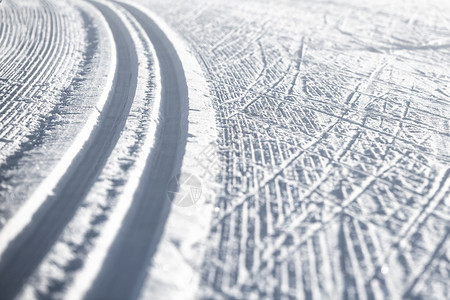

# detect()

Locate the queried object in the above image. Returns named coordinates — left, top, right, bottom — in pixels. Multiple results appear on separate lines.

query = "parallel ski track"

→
left=0, top=0, right=188, bottom=298
left=0, top=1, right=139, bottom=298
left=84, top=2, right=188, bottom=299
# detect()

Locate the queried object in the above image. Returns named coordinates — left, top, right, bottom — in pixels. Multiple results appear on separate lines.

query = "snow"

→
left=19, top=1, right=161, bottom=298
left=0, top=0, right=117, bottom=265
left=0, top=0, right=86, bottom=227
left=110, top=2, right=219, bottom=299
left=0, top=0, right=449, bottom=299
left=133, top=0, right=450, bottom=298
left=64, top=2, right=163, bottom=298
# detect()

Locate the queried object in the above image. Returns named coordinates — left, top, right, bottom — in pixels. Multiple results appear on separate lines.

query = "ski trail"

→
left=76, top=1, right=188, bottom=299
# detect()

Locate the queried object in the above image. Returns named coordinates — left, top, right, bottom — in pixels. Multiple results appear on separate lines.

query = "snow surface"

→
left=131, top=0, right=450, bottom=298
left=0, top=0, right=86, bottom=227
left=0, top=0, right=449, bottom=299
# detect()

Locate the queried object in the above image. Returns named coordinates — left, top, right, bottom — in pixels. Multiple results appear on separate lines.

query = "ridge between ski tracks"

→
left=0, top=1, right=187, bottom=299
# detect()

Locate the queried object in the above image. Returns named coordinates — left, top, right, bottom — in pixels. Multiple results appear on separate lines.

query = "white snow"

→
left=0, top=0, right=117, bottom=261
left=0, top=0, right=449, bottom=299
left=0, top=0, right=86, bottom=226
left=20, top=1, right=161, bottom=298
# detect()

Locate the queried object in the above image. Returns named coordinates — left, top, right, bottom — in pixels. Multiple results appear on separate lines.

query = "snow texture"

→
left=136, top=0, right=450, bottom=298
left=0, top=0, right=449, bottom=299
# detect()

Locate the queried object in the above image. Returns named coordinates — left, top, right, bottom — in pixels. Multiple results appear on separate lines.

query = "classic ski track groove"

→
left=84, top=2, right=188, bottom=298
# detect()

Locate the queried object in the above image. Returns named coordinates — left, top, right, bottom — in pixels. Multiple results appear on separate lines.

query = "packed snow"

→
left=0, top=0, right=449, bottom=299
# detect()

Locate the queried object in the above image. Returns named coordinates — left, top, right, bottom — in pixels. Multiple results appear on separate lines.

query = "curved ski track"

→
left=0, top=1, right=187, bottom=299
left=85, top=2, right=188, bottom=299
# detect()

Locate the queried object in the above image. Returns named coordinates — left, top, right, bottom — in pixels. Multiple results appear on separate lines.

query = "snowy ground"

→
left=0, top=0, right=449, bottom=299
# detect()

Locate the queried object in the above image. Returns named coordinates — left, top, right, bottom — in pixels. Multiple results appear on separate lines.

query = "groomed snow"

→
left=0, top=0, right=449, bottom=299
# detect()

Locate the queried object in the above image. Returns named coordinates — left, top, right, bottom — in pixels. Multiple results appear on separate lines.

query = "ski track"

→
left=18, top=1, right=160, bottom=298
left=0, top=0, right=191, bottom=299
left=82, top=1, right=188, bottom=298
left=0, top=0, right=449, bottom=299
